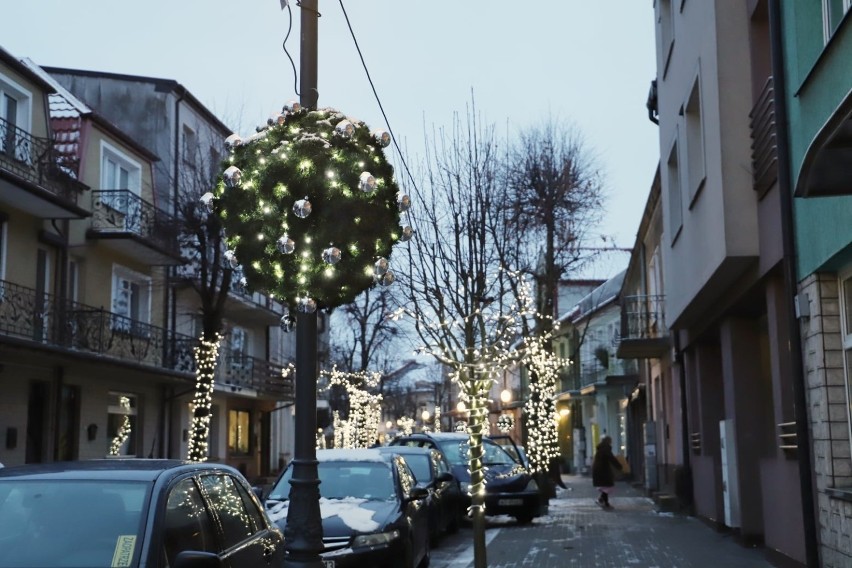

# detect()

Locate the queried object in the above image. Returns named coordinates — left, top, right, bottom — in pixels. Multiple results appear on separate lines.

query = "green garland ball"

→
left=213, top=107, right=406, bottom=314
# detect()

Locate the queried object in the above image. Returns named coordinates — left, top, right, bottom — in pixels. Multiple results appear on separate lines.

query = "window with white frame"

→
left=823, top=0, right=851, bottom=41
left=838, top=268, right=852, bottom=463
left=0, top=73, right=33, bottom=162
left=657, top=0, right=675, bottom=76
left=100, top=141, right=141, bottom=193
left=182, top=124, right=197, bottom=167
left=684, top=72, right=706, bottom=204
left=111, top=265, right=151, bottom=333
left=666, top=130, right=683, bottom=242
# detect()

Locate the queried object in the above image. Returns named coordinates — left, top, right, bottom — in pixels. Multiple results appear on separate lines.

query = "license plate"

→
left=498, top=498, right=523, bottom=506
left=322, top=561, right=335, bottom=568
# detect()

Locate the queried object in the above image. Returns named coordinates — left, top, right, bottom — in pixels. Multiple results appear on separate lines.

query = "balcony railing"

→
left=90, top=190, right=180, bottom=257
left=0, top=116, right=86, bottom=205
left=749, top=76, right=778, bottom=196
left=578, top=357, right=638, bottom=389
left=221, top=353, right=295, bottom=399
left=0, top=279, right=195, bottom=373
left=618, top=295, right=669, bottom=359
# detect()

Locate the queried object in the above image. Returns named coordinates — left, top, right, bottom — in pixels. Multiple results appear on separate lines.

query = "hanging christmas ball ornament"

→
left=400, top=226, right=414, bottom=242
left=214, top=105, right=406, bottom=313
left=374, top=257, right=389, bottom=276
left=223, top=166, right=242, bottom=188
left=335, top=120, right=355, bottom=138
left=224, top=250, right=239, bottom=269
left=322, top=246, right=342, bottom=265
left=225, top=134, right=242, bottom=152
left=293, top=197, right=312, bottom=218
left=371, top=128, right=391, bottom=148
left=454, top=421, right=468, bottom=433
left=200, top=192, right=215, bottom=213
left=276, top=235, right=296, bottom=254
left=377, top=270, right=395, bottom=286
left=297, top=297, right=317, bottom=313
left=397, top=192, right=411, bottom=212
left=268, top=112, right=285, bottom=126
left=283, top=100, right=302, bottom=113
left=359, top=172, right=376, bottom=193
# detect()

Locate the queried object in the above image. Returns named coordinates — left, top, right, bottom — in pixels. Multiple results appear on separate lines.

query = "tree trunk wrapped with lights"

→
left=187, top=334, right=222, bottom=462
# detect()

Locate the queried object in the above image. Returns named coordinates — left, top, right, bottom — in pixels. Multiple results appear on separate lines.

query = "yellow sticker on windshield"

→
left=111, top=535, right=136, bottom=567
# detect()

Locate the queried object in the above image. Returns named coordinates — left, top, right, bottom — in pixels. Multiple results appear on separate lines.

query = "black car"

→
left=390, top=432, right=541, bottom=524
left=265, top=448, right=430, bottom=568
left=377, top=445, right=462, bottom=542
left=0, top=459, right=285, bottom=568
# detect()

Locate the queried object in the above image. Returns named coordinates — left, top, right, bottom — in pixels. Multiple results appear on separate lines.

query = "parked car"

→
left=488, top=434, right=529, bottom=469
left=0, top=459, right=285, bottom=568
left=265, top=448, right=430, bottom=568
left=390, top=432, right=541, bottom=524
left=377, top=445, right=462, bottom=542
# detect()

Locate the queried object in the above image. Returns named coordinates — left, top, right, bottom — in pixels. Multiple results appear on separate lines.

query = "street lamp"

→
left=500, top=389, right=512, bottom=404
left=457, top=401, right=467, bottom=413
left=421, top=409, right=431, bottom=422
left=385, top=420, right=393, bottom=430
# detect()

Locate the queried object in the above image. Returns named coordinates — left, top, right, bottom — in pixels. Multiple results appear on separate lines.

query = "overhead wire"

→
left=336, top=0, right=420, bottom=195
left=281, top=1, right=300, bottom=97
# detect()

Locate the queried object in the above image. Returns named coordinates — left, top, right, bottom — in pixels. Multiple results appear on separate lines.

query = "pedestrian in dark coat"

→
left=592, top=436, right=622, bottom=509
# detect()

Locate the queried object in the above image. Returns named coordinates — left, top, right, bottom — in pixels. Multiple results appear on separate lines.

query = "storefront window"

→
left=228, top=410, right=250, bottom=454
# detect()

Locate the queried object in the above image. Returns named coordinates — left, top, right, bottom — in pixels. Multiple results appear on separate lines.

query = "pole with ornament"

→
left=210, top=2, right=411, bottom=564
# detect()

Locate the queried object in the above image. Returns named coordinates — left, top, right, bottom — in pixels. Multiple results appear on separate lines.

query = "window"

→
left=839, top=270, right=852, bottom=461
left=666, top=130, right=683, bottom=242
left=228, top=409, right=251, bottom=454
left=658, top=0, right=675, bottom=76
left=111, top=265, right=151, bottom=333
left=67, top=257, right=80, bottom=302
left=199, top=474, right=258, bottom=549
left=0, top=73, right=32, bottom=162
left=107, top=392, right=138, bottom=456
left=182, top=125, right=197, bottom=167
left=0, top=214, right=6, bottom=282
left=164, top=478, right=217, bottom=564
left=684, top=72, right=706, bottom=204
left=824, top=0, right=852, bottom=41
left=100, top=141, right=141, bottom=193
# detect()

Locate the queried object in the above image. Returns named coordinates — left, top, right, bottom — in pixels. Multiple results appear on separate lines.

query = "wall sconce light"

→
left=86, top=423, right=98, bottom=441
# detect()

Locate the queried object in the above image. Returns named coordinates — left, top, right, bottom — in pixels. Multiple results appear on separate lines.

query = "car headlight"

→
left=525, top=479, right=539, bottom=492
left=351, top=530, right=400, bottom=548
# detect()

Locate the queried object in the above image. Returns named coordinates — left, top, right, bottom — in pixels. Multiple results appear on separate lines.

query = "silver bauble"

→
left=297, top=297, right=317, bottom=313
left=279, top=309, right=294, bottom=331
left=378, top=270, right=395, bottom=286
left=359, top=171, right=377, bottom=193
left=268, top=112, right=285, bottom=126
left=224, top=134, right=242, bottom=152
left=293, top=197, right=312, bottom=218
left=200, top=192, right=215, bottom=213
left=371, top=128, right=391, bottom=147
left=224, top=250, right=239, bottom=269
left=335, top=120, right=355, bottom=138
left=400, top=226, right=414, bottom=242
left=276, top=235, right=295, bottom=254
left=397, top=192, right=411, bottom=212
left=223, top=166, right=242, bottom=188
left=322, top=246, right=342, bottom=265
left=283, top=100, right=301, bottom=113
left=374, top=257, right=389, bottom=276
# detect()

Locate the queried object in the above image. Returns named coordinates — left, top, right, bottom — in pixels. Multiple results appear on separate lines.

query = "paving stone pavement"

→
left=429, top=475, right=774, bottom=568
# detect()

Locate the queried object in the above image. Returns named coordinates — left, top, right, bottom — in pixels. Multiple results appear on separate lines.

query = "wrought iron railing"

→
left=579, top=356, right=638, bottom=388
left=749, top=76, right=778, bottom=195
left=0, top=116, right=86, bottom=205
left=0, top=279, right=195, bottom=373
left=222, top=353, right=295, bottom=399
left=91, top=190, right=180, bottom=256
left=620, top=295, right=667, bottom=341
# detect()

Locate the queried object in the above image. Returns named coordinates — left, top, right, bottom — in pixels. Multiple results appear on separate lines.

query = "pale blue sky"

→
left=7, top=1, right=659, bottom=267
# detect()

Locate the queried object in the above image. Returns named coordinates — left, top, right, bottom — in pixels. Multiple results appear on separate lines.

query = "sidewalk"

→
left=431, top=475, right=773, bottom=568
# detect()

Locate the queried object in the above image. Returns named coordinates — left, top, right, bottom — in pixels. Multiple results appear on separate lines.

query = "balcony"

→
left=220, top=352, right=295, bottom=401
left=578, top=357, right=639, bottom=393
left=0, top=279, right=195, bottom=375
left=89, top=190, right=183, bottom=265
left=616, top=295, right=670, bottom=359
left=0, top=116, right=89, bottom=218
left=749, top=76, right=778, bottom=197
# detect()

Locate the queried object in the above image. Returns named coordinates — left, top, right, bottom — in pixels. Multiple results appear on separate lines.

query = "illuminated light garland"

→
left=211, top=107, right=409, bottom=315
left=433, top=404, right=442, bottom=433
left=322, top=367, right=383, bottom=448
left=187, top=334, right=222, bottom=462
left=108, top=396, right=133, bottom=456
left=497, top=414, right=514, bottom=433
left=397, top=416, right=415, bottom=437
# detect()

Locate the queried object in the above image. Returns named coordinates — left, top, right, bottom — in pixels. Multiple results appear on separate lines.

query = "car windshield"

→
left=399, top=454, right=431, bottom=483
left=269, top=462, right=395, bottom=501
left=437, top=439, right=518, bottom=467
left=0, top=479, right=149, bottom=568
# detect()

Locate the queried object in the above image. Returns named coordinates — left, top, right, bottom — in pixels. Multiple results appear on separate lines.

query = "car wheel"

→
left=392, top=538, right=414, bottom=568
left=514, top=512, right=534, bottom=525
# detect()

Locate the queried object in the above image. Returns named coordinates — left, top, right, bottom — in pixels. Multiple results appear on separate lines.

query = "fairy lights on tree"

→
left=322, top=367, right=382, bottom=448
left=187, top=334, right=221, bottom=462
left=109, top=396, right=133, bottom=456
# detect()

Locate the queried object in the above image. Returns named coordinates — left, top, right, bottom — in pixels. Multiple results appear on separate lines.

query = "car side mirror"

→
left=407, top=486, right=429, bottom=502
left=435, top=472, right=454, bottom=484
left=173, top=551, right=224, bottom=568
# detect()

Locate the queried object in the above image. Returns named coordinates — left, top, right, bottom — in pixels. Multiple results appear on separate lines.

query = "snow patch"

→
left=319, top=497, right=380, bottom=532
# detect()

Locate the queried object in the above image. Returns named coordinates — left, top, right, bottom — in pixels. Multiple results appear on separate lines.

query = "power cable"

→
left=336, top=0, right=419, bottom=194
left=281, top=1, right=300, bottom=97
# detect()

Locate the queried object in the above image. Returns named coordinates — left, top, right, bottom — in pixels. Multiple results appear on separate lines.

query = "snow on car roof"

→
left=316, top=448, right=389, bottom=462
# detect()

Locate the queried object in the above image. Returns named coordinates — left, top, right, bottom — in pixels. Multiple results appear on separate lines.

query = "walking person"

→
left=592, top=435, right=623, bottom=509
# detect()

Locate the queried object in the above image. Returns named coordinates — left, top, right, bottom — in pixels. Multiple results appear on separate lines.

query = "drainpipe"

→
left=768, top=1, right=820, bottom=565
